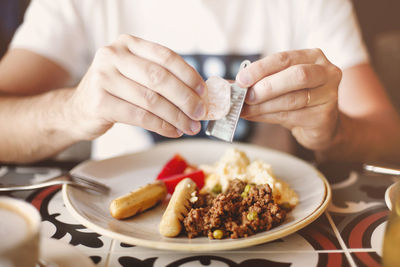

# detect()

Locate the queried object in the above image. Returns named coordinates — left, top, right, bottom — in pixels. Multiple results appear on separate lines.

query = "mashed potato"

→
left=199, top=148, right=299, bottom=207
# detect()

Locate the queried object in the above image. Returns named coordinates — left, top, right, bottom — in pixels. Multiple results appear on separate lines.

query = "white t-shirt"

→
left=10, top=0, right=369, bottom=159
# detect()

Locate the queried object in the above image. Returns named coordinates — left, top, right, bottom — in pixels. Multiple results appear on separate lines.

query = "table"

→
left=0, top=161, right=395, bottom=267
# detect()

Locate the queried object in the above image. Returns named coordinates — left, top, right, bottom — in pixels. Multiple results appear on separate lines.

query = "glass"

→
left=382, top=181, right=400, bottom=267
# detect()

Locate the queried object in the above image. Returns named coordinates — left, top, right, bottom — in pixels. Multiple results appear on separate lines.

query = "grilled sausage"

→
left=110, top=181, right=167, bottom=219
left=159, top=178, right=197, bottom=237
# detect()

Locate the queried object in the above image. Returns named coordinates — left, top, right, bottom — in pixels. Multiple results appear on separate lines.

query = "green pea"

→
left=211, top=184, right=222, bottom=194
left=213, top=229, right=224, bottom=239
left=244, top=184, right=251, bottom=193
left=247, top=211, right=258, bottom=221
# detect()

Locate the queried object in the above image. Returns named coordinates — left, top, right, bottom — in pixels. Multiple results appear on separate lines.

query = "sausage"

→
left=110, top=181, right=167, bottom=219
left=159, top=178, right=197, bottom=237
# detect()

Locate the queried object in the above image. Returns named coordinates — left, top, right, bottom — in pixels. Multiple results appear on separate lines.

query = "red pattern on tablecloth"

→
left=30, top=185, right=62, bottom=210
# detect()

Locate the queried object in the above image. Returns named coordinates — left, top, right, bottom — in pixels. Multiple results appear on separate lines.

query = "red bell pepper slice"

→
left=161, top=170, right=205, bottom=194
left=156, top=154, right=188, bottom=179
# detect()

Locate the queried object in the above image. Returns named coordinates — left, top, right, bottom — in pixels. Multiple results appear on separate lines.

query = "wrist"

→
left=314, top=112, right=391, bottom=163
left=64, top=86, right=113, bottom=141
left=314, top=112, right=349, bottom=162
left=38, top=88, right=84, bottom=143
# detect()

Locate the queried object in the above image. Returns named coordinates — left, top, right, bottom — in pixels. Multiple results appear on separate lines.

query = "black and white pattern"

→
left=0, top=160, right=393, bottom=266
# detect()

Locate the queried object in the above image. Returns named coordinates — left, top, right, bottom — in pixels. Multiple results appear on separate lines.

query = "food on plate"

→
left=156, top=153, right=205, bottom=194
left=181, top=148, right=298, bottom=239
left=158, top=169, right=204, bottom=194
left=159, top=178, right=197, bottom=237
left=109, top=181, right=167, bottom=219
left=110, top=148, right=298, bottom=240
left=110, top=154, right=204, bottom=220
left=204, top=76, right=231, bottom=120
left=156, top=154, right=188, bottom=179
left=199, top=148, right=299, bottom=208
left=184, top=179, right=286, bottom=239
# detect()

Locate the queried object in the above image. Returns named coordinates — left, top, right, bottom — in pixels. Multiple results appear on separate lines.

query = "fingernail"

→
left=195, top=83, right=205, bottom=97
left=176, top=128, right=183, bottom=136
left=237, top=71, right=250, bottom=86
left=194, top=102, right=205, bottom=119
left=190, top=121, right=201, bottom=133
left=246, top=90, right=255, bottom=102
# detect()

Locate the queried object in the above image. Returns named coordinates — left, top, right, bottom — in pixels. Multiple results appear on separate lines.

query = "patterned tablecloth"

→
left=0, top=161, right=395, bottom=267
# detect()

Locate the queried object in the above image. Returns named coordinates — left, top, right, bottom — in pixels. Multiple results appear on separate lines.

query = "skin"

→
left=0, top=36, right=399, bottom=163
left=236, top=48, right=400, bottom=162
left=0, top=35, right=206, bottom=163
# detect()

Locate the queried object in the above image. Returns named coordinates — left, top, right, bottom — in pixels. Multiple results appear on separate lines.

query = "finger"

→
left=242, top=89, right=309, bottom=116
left=103, top=92, right=183, bottom=138
left=104, top=69, right=201, bottom=135
left=236, top=48, right=327, bottom=87
left=245, top=64, right=328, bottom=104
left=243, top=104, right=332, bottom=129
left=242, top=85, right=334, bottom=116
left=116, top=34, right=206, bottom=97
left=113, top=52, right=206, bottom=121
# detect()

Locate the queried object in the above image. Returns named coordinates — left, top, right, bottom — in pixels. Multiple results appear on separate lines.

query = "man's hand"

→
left=236, top=48, right=342, bottom=150
left=68, top=34, right=206, bottom=140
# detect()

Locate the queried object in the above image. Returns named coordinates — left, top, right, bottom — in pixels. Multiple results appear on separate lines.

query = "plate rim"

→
left=63, top=140, right=332, bottom=251
left=385, top=181, right=400, bottom=211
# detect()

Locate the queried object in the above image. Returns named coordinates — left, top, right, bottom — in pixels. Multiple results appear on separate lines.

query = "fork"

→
left=0, top=172, right=110, bottom=194
left=363, top=163, right=400, bottom=176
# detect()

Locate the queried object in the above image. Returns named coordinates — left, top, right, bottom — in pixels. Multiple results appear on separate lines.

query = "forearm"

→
left=0, top=88, right=81, bottom=163
left=316, top=111, right=400, bottom=163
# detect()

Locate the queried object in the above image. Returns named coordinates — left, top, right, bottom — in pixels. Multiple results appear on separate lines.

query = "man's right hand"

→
left=68, top=34, right=206, bottom=140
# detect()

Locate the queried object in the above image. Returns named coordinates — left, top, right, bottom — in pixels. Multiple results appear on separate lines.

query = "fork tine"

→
left=69, top=174, right=109, bottom=189
left=69, top=182, right=109, bottom=194
left=67, top=173, right=110, bottom=193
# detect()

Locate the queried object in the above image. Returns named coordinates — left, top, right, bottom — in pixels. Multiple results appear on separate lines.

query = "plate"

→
left=40, top=237, right=95, bottom=267
left=385, top=181, right=399, bottom=210
left=63, top=139, right=331, bottom=251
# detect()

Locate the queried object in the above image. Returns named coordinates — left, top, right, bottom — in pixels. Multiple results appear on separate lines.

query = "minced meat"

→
left=183, top=179, right=286, bottom=239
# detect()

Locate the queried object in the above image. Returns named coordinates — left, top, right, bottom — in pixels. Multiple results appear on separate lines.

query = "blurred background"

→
left=0, top=0, right=399, bottom=163
left=0, top=0, right=29, bottom=57
left=1, top=0, right=399, bottom=108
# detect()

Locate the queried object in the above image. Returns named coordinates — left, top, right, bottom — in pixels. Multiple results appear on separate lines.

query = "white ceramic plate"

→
left=63, top=140, right=331, bottom=251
